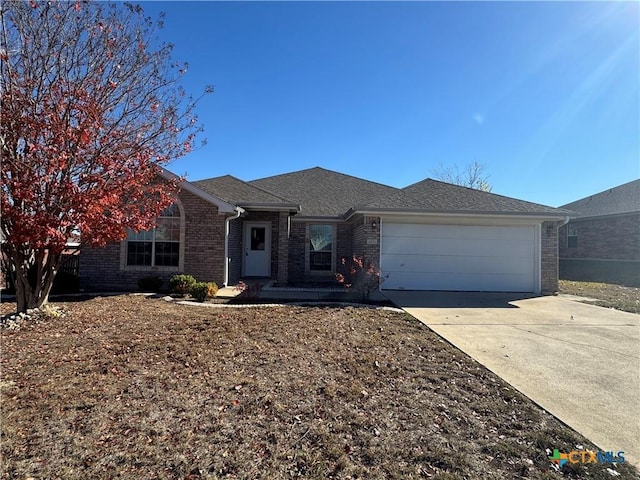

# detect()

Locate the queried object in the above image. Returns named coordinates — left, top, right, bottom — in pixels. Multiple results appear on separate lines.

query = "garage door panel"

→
left=384, top=224, right=533, bottom=241
left=381, top=223, right=537, bottom=292
left=381, top=253, right=532, bottom=275
left=383, top=271, right=533, bottom=292
left=383, top=237, right=532, bottom=257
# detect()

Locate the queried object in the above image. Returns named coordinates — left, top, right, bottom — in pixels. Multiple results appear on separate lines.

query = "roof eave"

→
left=346, top=207, right=573, bottom=222
left=238, top=202, right=301, bottom=213
left=159, top=168, right=237, bottom=214
left=567, top=210, right=639, bottom=221
left=291, top=215, right=346, bottom=222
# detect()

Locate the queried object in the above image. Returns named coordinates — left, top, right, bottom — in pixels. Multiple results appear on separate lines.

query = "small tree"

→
left=430, top=160, right=492, bottom=192
left=1, top=1, right=210, bottom=312
left=336, top=256, right=383, bottom=301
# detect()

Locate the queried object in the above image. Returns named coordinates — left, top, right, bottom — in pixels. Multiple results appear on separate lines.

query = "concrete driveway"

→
left=383, top=291, right=640, bottom=466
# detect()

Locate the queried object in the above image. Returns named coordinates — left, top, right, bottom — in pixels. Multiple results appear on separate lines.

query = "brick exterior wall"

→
left=285, top=220, right=353, bottom=284
left=277, top=212, right=290, bottom=284
left=79, top=190, right=227, bottom=291
left=79, top=243, right=124, bottom=291
left=288, top=221, right=306, bottom=282
left=541, top=221, right=560, bottom=294
left=182, top=191, right=227, bottom=284
left=558, top=213, right=640, bottom=261
left=336, top=223, right=353, bottom=264
left=352, top=216, right=381, bottom=265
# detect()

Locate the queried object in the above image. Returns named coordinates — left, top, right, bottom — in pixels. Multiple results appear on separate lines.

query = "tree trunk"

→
left=9, top=246, right=60, bottom=313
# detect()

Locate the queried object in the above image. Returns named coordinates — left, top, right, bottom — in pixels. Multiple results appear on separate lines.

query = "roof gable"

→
left=360, top=178, right=570, bottom=216
left=159, top=168, right=236, bottom=213
left=249, top=167, right=399, bottom=217
left=560, top=179, right=640, bottom=218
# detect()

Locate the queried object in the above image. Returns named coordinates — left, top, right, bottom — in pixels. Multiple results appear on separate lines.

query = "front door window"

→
left=251, top=227, right=266, bottom=251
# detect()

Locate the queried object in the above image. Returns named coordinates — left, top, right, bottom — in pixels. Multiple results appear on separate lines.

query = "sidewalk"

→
left=218, top=281, right=389, bottom=303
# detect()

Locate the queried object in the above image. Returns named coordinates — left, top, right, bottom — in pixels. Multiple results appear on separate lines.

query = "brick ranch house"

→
left=558, top=179, right=640, bottom=285
left=80, top=167, right=573, bottom=294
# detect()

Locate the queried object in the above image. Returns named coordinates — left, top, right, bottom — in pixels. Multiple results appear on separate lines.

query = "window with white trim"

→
left=309, top=224, right=333, bottom=271
left=126, top=204, right=181, bottom=267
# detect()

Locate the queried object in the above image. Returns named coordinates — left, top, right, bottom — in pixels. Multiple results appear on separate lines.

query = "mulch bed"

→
left=1, top=295, right=637, bottom=479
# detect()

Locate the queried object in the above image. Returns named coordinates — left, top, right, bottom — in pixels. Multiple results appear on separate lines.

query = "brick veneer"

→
left=541, top=221, right=560, bottom=294
left=336, top=223, right=353, bottom=264
left=285, top=220, right=354, bottom=283
left=558, top=213, right=640, bottom=261
left=79, top=190, right=227, bottom=291
left=277, top=212, right=290, bottom=284
left=352, top=216, right=381, bottom=264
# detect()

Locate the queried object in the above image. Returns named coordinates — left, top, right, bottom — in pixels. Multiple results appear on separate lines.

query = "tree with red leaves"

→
left=1, top=1, right=210, bottom=312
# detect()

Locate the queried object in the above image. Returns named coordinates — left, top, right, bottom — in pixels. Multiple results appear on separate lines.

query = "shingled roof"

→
left=356, top=178, right=570, bottom=216
left=193, top=175, right=299, bottom=211
left=560, top=179, right=640, bottom=218
left=249, top=167, right=399, bottom=217
left=191, top=167, right=570, bottom=218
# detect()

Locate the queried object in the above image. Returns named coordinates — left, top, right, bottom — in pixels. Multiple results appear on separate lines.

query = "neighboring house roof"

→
left=356, top=178, right=571, bottom=217
left=560, top=179, right=640, bottom=219
left=249, top=167, right=399, bottom=217
left=193, top=175, right=299, bottom=211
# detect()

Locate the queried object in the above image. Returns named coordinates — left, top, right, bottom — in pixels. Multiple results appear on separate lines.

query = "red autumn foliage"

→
left=336, top=256, right=384, bottom=300
left=0, top=1, right=210, bottom=311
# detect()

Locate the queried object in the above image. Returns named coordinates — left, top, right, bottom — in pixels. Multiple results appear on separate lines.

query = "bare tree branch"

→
left=430, top=161, right=492, bottom=192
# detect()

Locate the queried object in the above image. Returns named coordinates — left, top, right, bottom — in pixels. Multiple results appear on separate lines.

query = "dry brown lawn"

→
left=559, top=280, right=640, bottom=314
left=1, top=295, right=638, bottom=479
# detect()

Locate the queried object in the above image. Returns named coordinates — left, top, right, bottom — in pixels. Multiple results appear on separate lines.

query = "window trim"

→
left=120, top=200, right=186, bottom=272
left=305, top=223, right=336, bottom=275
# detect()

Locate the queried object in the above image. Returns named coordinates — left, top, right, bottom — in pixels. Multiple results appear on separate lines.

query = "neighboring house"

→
left=80, top=167, right=572, bottom=294
left=558, top=179, right=640, bottom=285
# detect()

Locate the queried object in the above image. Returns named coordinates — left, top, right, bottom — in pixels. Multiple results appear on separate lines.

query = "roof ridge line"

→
left=194, top=174, right=296, bottom=204
left=249, top=166, right=397, bottom=190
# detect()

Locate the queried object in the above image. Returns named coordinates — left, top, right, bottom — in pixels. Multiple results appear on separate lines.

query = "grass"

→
left=1, top=295, right=638, bottom=479
left=559, top=280, right=640, bottom=314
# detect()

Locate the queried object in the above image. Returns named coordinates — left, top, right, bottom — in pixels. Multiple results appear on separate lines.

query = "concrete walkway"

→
left=383, top=291, right=640, bottom=466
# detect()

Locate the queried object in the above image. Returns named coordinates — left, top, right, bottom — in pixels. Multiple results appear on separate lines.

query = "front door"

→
left=243, top=222, right=271, bottom=277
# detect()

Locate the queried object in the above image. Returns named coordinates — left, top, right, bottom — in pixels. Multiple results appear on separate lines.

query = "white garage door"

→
left=381, top=223, right=536, bottom=292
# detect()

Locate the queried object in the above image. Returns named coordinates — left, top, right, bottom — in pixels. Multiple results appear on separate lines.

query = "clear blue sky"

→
left=141, top=1, right=639, bottom=208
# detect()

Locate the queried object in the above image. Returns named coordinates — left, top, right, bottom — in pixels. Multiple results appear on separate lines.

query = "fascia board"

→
left=239, top=203, right=301, bottom=212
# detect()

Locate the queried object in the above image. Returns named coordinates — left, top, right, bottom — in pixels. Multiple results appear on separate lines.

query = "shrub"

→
left=138, top=276, right=163, bottom=292
left=206, top=282, right=219, bottom=298
left=233, top=281, right=262, bottom=298
left=190, top=281, right=218, bottom=302
left=336, top=256, right=384, bottom=301
left=168, top=274, right=197, bottom=295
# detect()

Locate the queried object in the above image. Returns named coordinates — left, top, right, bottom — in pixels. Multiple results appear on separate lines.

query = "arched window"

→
left=126, top=204, right=181, bottom=267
